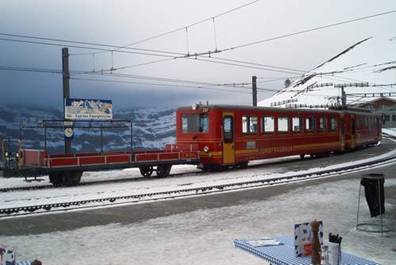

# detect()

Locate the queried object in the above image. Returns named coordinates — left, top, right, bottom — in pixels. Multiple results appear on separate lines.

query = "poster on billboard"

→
left=65, top=98, right=113, bottom=120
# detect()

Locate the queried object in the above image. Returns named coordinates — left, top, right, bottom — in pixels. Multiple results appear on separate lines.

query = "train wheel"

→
left=235, top=162, right=248, bottom=169
left=156, top=165, right=172, bottom=178
left=139, top=166, right=154, bottom=177
left=62, top=171, right=82, bottom=186
left=49, top=173, right=62, bottom=187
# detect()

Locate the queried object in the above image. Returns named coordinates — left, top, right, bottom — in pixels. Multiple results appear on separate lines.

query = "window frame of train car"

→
left=222, top=112, right=235, bottom=165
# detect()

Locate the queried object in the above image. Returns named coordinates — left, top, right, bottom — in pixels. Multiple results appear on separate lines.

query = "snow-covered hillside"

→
left=259, top=34, right=396, bottom=108
left=0, top=105, right=176, bottom=153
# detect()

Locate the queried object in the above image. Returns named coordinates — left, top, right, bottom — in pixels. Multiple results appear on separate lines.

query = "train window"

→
left=278, top=117, right=289, bottom=133
left=182, top=115, right=188, bottom=132
left=319, top=117, right=327, bottom=130
left=250, top=117, right=257, bottom=133
left=242, top=116, right=248, bottom=133
left=242, top=116, right=257, bottom=134
left=393, top=115, right=396, bottom=122
left=292, top=117, right=302, bottom=132
left=305, top=117, right=315, bottom=131
left=330, top=117, right=337, bottom=131
left=262, top=116, right=275, bottom=133
left=384, top=115, right=390, bottom=121
left=223, top=116, right=233, bottom=142
left=182, top=113, right=209, bottom=133
left=199, top=114, right=209, bottom=132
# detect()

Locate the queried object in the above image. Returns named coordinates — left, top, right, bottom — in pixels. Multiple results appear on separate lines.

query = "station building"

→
left=354, top=97, right=396, bottom=128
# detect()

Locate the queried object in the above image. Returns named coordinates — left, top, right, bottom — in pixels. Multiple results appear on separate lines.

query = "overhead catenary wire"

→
left=0, top=36, right=304, bottom=75
left=212, top=17, right=218, bottom=51
left=70, top=9, right=396, bottom=72
left=80, top=0, right=262, bottom=56
left=0, top=64, right=278, bottom=92
left=2, top=9, right=394, bottom=75
left=0, top=9, right=393, bottom=60
left=2, top=8, right=394, bottom=101
left=0, top=37, right=178, bottom=58
left=70, top=77, right=254, bottom=95
left=87, top=56, right=305, bottom=76
left=219, top=9, right=396, bottom=52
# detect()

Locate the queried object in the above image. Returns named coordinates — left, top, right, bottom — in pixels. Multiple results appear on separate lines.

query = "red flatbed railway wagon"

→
left=176, top=104, right=382, bottom=169
left=7, top=144, right=199, bottom=186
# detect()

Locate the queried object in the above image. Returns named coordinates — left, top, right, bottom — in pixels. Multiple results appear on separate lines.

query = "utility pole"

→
left=62, top=47, right=72, bottom=153
left=341, top=85, right=346, bottom=108
left=252, top=75, right=257, bottom=107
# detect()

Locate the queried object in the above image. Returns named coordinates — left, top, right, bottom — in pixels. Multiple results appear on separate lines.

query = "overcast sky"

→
left=0, top=0, right=395, bottom=110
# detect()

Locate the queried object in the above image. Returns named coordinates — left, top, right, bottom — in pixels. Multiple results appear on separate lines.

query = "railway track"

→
left=0, top=144, right=386, bottom=193
left=1, top=138, right=392, bottom=193
left=0, top=168, right=201, bottom=193
left=1, top=151, right=396, bottom=218
left=0, top=154, right=307, bottom=193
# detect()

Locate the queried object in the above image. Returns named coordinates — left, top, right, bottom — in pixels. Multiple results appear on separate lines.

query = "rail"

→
left=2, top=151, right=396, bottom=217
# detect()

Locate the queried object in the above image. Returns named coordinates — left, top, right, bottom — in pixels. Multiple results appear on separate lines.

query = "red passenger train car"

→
left=176, top=104, right=382, bottom=169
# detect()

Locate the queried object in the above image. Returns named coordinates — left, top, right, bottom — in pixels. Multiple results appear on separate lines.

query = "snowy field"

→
left=1, top=176, right=395, bottom=264
left=383, top=128, right=396, bottom=138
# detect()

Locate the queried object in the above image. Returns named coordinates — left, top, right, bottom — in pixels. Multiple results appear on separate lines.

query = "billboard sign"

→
left=65, top=98, right=113, bottom=120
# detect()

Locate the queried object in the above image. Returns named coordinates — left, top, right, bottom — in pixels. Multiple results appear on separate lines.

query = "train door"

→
left=222, top=113, right=235, bottom=165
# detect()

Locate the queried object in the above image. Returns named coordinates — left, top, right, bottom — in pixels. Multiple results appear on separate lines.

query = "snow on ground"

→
left=383, top=128, right=396, bottom=138
left=1, top=147, right=396, bottom=210
left=1, top=177, right=395, bottom=265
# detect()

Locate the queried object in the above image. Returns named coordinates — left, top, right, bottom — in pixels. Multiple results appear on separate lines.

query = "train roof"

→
left=177, top=104, right=379, bottom=116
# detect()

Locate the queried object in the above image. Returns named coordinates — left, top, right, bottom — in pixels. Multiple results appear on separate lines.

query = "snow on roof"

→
left=258, top=34, right=396, bottom=109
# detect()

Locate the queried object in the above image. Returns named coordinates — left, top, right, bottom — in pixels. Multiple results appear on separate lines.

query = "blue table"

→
left=234, top=235, right=378, bottom=265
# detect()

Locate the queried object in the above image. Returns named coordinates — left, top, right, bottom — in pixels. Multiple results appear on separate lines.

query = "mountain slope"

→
left=259, top=34, right=396, bottom=108
left=0, top=105, right=176, bottom=153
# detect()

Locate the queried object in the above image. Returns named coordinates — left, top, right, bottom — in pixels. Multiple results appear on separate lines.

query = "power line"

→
left=201, top=56, right=306, bottom=74
left=0, top=64, right=278, bottom=93
left=3, top=10, right=393, bottom=75
left=71, top=77, right=253, bottom=95
left=83, top=71, right=279, bottom=92
left=0, top=37, right=178, bottom=58
left=219, top=9, right=396, bottom=52
left=0, top=65, right=62, bottom=74
left=0, top=36, right=306, bottom=75
left=83, top=71, right=248, bottom=89
left=87, top=55, right=306, bottom=76
left=192, top=57, right=302, bottom=75
left=0, top=33, right=183, bottom=56
left=88, top=0, right=262, bottom=55
left=1, top=9, right=393, bottom=65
